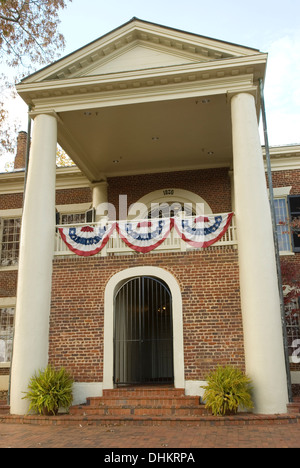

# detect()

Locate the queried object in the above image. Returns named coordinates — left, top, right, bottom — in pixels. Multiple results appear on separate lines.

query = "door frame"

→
left=103, top=266, right=184, bottom=389
left=113, top=275, right=174, bottom=386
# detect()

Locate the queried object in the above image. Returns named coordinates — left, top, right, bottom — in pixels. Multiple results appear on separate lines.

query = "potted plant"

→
left=201, top=365, right=253, bottom=416
left=23, top=365, right=74, bottom=415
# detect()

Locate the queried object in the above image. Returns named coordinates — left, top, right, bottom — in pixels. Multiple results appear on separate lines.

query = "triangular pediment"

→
left=81, top=42, right=201, bottom=77
left=21, top=18, right=262, bottom=84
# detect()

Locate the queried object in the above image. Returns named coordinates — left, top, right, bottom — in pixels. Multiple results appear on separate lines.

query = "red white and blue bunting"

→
left=59, top=213, right=233, bottom=256
left=117, top=218, right=174, bottom=253
left=174, top=213, right=234, bottom=249
left=59, top=223, right=116, bottom=257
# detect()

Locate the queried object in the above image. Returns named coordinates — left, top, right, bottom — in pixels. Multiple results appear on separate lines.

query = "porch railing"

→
left=54, top=214, right=237, bottom=257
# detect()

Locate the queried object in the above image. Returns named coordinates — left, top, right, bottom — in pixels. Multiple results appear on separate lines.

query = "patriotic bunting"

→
left=59, top=213, right=233, bottom=256
left=58, top=223, right=116, bottom=257
left=174, top=212, right=234, bottom=248
left=117, top=218, right=174, bottom=253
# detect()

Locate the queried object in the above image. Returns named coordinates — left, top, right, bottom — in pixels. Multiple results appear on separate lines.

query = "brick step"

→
left=287, top=397, right=300, bottom=415
left=86, top=395, right=200, bottom=407
left=70, top=386, right=204, bottom=419
left=71, top=403, right=208, bottom=417
left=0, top=403, right=10, bottom=415
left=102, top=387, right=185, bottom=398
left=1, top=412, right=299, bottom=427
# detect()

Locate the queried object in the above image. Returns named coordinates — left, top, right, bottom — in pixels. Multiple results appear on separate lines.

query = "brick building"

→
left=0, top=18, right=299, bottom=415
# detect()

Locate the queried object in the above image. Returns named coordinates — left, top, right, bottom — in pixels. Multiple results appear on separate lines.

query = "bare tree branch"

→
left=0, top=0, right=72, bottom=156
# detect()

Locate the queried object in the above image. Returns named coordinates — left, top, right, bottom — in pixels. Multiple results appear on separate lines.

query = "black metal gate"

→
left=114, top=276, right=174, bottom=386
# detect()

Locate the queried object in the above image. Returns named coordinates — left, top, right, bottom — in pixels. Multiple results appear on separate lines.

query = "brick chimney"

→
left=14, top=131, right=28, bottom=170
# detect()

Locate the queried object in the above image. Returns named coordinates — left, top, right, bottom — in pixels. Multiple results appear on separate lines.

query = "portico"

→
left=10, top=18, right=289, bottom=415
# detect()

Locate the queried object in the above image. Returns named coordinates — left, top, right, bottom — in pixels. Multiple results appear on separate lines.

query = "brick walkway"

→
left=0, top=422, right=299, bottom=448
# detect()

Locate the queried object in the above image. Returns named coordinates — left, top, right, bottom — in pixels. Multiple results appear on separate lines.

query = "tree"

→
left=56, top=146, right=75, bottom=167
left=0, top=0, right=71, bottom=67
left=0, top=0, right=72, bottom=155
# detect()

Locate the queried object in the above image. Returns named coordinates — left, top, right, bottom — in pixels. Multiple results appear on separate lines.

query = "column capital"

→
left=227, top=87, right=258, bottom=105
left=29, top=109, right=63, bottom=124
left=91, top=180, right=109, bottom=221
left=90, top=179, right=108, bottom=189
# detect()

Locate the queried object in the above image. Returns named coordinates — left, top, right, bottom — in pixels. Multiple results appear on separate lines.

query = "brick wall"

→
left=0, top=167, right=230, bottom=212
left=0, top=270, right=18, bottom=297
left=108, top=168, right=232, bottom=216
left=271, top=169, right=300, bottom=194
left=56, top=187, right=92, bottom=205
left=0, top=187, right=92, bottom=211
left=49, top=247, right=244, bottom=383
left=1, top=164, right=299, bottom=393
left=0, top=193, right=23, bottom=211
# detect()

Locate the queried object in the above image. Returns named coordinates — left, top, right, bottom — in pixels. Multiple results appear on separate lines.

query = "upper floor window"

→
left=148, top=202, right=196, bottom=219
left=273, top=193, right=300, bottom=254
left=56, top=206, right=95, bottom=225
left=274, top=198, right=291, bottom=253
left=0, top=209, right=92, bottom=268
left=0, top=218, right=21, bottom=267
left=60, top=212, right=86, bottom=225
left=0, top=307, right=15, bottom=363
left=288, top=195, right=300, bottom=253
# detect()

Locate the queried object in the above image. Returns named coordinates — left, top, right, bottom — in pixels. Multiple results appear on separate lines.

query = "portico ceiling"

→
left=17, top=18, right=268, bottom=182
left=58, top=94, right=233, bottom=180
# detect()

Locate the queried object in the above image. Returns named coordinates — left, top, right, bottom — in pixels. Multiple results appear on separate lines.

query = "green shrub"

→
left=23, top=365, right=74, bottom=415
left=201, top=365, right=254, bottom=416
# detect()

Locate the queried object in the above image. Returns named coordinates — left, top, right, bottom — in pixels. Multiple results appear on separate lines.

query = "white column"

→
left=10, top=114, right=57, bottom=415
left=92, top=181, right=108, bottom=221
left=231, top=93, right=288, bottom=414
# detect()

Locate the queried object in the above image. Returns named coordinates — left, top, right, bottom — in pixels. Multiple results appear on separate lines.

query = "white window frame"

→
left=272, top=187, right=294, bottom=256
left=0, top=209, right=23, bottom=270
left=0, top=297, right=16, bottom=368
left=56, top=203, right=92, bottom=225
left=129, top=188, right=213, bottom=220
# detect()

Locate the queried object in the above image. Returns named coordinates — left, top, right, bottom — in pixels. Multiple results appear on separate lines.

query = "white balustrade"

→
left=54, top=215, right=237, bottom=257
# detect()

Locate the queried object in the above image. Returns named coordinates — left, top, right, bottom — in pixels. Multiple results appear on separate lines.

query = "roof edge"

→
left=20, top=17, right=262, bottom=84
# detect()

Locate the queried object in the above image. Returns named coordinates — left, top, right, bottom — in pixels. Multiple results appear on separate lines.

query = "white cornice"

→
left=0, top=166, right=90, bottom=194
left=23, top=75, right=260, bottom=119
left=17, top=55, right=267, bottom=110
left=263, top=145, right=300, bottom=172
left=263, top=145, right=300, bottom=158
left=268, top=157, right=300, bottom=172
left=1, top=145, right=299, bottom=195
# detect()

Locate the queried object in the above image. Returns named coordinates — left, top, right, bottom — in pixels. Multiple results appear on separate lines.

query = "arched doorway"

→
left=114, top=276, right=174, bottom=386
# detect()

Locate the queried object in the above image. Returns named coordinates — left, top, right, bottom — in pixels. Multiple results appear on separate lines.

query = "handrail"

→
left=54, top=214, right=237, bottom=257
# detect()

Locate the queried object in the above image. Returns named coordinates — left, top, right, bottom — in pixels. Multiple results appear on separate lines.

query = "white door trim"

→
left=103, top=266, right=185, bottom=389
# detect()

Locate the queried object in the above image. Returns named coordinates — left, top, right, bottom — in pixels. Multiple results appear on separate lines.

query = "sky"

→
left=1, top=0, right=300, bottom=170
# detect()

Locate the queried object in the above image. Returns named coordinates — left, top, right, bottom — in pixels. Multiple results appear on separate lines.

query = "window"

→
left=56, top=208, right=95, bottom=225
left=0, top=218, right=21, bottom=267
left=60, top=213, right=86, bottom=225
left=274, top=199, right=291, bottom=253
left=288, top=195, right=300, bottom=253
left=132, top=188, right=212, bottom=221
left=285, top=299, right=300, bottom=358
left=148, top=202, right=196, bottom=219
left=0, top=307, right=14, bottom=363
